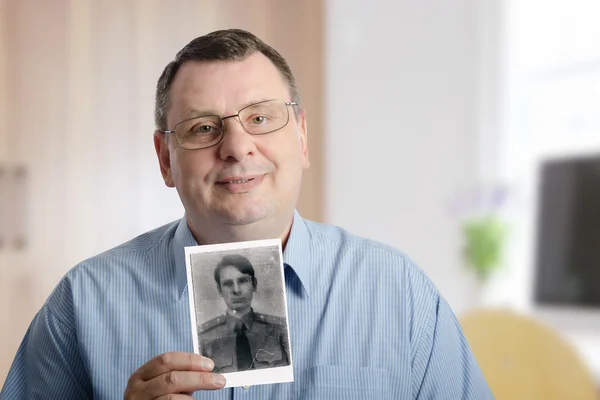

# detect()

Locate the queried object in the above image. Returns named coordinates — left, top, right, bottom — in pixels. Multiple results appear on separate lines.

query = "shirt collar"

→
left=173, top=209, right=312, bottom=300
left=282, top=210, right=312, bottom=297
left=226, top=308, right=255, bottom=331
left=173, top=215, right=198, bottom=300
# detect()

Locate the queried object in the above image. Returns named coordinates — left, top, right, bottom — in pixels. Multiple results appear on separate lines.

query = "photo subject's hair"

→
left=214, top=253, right=257, bottom=290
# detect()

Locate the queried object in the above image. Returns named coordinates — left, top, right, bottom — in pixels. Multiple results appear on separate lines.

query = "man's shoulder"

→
left=303, top=217, right=412, bottom=263
left=42, top=220, right=182, bottom=329
left=253, top=312, right=286, bottom=327
left=67, top=219, right=180, bottom=274
left=51, top=220, right=180, bottom=299
left=199, top=315, right=228, bottom=334
left=302, top=216, right=434, bottom=288
left=90, top=220, right=180, bottom=261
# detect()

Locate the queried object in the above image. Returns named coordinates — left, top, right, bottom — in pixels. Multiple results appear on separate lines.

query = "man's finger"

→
left=141, top=371, right=226, bottom=397
left=154, top=395, right=194, bottom=400
left=134, top=352, right=214, bottom=381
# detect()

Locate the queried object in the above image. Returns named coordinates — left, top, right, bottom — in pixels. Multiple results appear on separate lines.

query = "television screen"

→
left=534, top=154, right=600, bottom=307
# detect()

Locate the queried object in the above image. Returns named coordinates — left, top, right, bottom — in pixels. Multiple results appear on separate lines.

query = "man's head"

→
left=214, top=254, right=257, bottom=313
left=153, top=29, right=310, bottom=244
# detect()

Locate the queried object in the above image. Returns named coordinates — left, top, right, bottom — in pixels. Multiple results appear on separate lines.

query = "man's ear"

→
left=154, top=130, right=175, bottom=187
left=297, top=109, right=310, bottom=169
left=252, top=277, right=257, bottom=292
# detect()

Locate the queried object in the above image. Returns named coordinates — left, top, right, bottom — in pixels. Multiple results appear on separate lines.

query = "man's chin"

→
left=229, top=304, right=251, bottom=314
left=216, top=205, right=272, bottom=226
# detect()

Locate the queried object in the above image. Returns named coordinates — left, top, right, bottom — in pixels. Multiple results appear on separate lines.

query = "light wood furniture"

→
left=460, top=308, right=599, bottom=400
left=0, top=0, right=323, bottom=386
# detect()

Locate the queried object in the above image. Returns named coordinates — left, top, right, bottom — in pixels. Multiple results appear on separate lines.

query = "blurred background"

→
left=1, top=0, right=600, bottom=397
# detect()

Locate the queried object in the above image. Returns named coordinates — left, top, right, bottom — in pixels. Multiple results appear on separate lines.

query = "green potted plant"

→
left=450, top=183, right=510, bottom=283
left=462, top=214, right=508, bottom=282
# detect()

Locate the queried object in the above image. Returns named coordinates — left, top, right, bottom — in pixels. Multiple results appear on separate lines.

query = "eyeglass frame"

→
left=157, top=99, right=299, bottom=150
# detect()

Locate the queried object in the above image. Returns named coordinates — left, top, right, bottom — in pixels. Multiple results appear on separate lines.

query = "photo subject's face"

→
left=163, top=52, right=310, bottom=228
left=218, top=266, right=255, bottom=312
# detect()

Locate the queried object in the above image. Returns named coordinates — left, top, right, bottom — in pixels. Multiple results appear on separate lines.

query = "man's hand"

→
left=124, top=352, right=226, bottom=399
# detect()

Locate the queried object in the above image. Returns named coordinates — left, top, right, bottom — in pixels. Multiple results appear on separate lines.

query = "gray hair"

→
left=154, top=29, right=301, bottom=131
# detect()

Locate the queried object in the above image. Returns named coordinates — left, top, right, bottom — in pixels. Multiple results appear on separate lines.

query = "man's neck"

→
left=227, top=307, right=252, bottom=319
left=187, top=213, right=294, bottom=249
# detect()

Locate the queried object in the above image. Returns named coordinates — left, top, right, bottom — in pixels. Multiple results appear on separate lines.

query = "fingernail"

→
left=201, top=358, right=215, bottom=371
left=213, top=374, right=226, bottom=387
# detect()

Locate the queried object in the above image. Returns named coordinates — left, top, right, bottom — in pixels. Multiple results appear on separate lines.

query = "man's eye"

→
left=193, top=125, right=214, bottom=134
left=251, top=115, right=267, bottom=124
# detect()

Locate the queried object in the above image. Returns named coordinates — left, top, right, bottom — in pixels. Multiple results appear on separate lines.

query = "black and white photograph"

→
left=184, top=239, right=293, bottom=388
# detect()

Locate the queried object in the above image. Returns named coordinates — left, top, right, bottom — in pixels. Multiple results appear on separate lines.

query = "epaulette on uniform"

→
left=254, top=312, right=286, bottom=327
left=199, top=315, right=226, bottom=333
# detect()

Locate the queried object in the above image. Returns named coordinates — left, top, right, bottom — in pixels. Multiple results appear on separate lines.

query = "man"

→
left=198, top=254, right=290, bottom=373
left=1, top=29, right=494, bottom=399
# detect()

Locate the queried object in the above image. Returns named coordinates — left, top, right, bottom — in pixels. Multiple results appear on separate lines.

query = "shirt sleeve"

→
left=1, top=285, right=92, bottom=399
left=411, top=294, right=496, bottom=400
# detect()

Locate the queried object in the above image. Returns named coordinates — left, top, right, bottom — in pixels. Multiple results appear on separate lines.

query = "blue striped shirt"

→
left=1, top=211, right=494, bottom=399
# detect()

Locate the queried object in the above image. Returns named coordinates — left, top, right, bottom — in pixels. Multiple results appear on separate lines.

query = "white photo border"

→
left=184, top=238, right=294, bottom=388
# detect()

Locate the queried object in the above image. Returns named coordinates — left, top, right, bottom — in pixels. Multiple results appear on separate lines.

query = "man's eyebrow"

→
left=239, top=97, right=272, bottom=109
left=181, top=108, right=219, bottom=119
left=182, top=98, right=274, bottom=119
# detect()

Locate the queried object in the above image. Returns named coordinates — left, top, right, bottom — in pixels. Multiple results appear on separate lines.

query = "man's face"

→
left=154, top=52, right=310, bottom=229
left=217, top=266, right=256, bottom=312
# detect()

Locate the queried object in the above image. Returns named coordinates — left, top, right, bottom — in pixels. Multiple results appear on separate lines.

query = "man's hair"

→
left=155, top=28, right=301, bottom=131
left=214, top=253, right=257, bottom=291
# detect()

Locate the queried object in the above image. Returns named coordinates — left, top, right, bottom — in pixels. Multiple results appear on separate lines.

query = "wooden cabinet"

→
left=0, top=0, right=11, bottom=382
left=0, top=0, right=70, bottom=383
left=0, top=0, right=323, bottom=386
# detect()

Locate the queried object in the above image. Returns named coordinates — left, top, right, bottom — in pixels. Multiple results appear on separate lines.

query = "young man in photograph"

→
left=198, top=254, right=290, bottom=373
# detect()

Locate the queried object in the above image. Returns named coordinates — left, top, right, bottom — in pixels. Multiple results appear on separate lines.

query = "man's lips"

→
left=216, top=175, right=258, bottom=184
left=215, top=174, right=265, bottom=193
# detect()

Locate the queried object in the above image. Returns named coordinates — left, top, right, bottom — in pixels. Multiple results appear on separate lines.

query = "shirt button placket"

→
left=231, top=386, right=252, bottom=400
left=231, top=385, right=252, bottom=399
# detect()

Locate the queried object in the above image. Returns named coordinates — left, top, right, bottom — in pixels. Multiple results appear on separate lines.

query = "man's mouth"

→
left=220, top=178, right=254, bottom=184
left=215, top=175, right=264, bottom=193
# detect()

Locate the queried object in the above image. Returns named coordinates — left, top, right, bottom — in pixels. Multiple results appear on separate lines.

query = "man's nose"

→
left=218, top=117, right=255, bottom=162
left=232, top=282, right=241, bottom=293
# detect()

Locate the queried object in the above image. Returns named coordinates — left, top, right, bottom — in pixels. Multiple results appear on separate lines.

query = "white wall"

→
left=497, top=0, right=600, bottom=381
left=323, top=0, right=496, bottom=314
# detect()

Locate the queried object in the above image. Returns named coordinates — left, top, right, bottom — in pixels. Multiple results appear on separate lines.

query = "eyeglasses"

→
left=159, top=99, right=298, bottom=150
